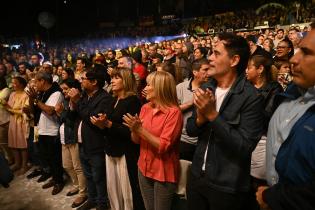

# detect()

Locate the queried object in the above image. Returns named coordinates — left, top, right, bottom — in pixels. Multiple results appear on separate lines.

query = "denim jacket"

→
left=186, top=74, right=264, bottom=193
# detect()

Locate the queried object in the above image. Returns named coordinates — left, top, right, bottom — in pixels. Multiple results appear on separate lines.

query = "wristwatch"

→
left=34, top=99, right=39, bottom=106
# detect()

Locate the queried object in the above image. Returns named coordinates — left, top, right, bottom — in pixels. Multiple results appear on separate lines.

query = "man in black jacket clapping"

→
left=68, top=69, right=113, bottom=210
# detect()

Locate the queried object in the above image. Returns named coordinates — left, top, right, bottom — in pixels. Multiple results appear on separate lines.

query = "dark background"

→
left=0, top=0, right=300, bottom=39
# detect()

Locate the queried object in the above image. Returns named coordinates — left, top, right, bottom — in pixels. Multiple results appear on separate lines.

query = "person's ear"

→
left=230, top=55, right=240, bottom=68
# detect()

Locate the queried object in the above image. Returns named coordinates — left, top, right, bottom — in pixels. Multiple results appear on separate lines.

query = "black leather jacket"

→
left=186, top=74, right=264, bottom=193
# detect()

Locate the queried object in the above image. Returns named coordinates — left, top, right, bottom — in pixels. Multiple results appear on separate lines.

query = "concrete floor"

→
left=0, top=169, right=86, bottom=210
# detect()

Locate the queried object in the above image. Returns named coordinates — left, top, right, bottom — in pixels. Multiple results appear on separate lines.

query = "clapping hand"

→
left=90, top=113, right=109, bottom=129
left=123, top=113, right=142, bottom=132
left=26, top=86, right=38, bottom=100
left=107, top=67, right=114, bottom=76
left=194, top=88, right=218, bottom=121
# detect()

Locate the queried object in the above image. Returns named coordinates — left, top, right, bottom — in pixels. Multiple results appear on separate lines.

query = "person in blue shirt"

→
left=256, top=22, right=315, bottom=210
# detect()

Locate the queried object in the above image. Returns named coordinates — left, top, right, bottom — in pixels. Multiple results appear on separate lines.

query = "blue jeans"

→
left=79, top=147, right=108, bottom=206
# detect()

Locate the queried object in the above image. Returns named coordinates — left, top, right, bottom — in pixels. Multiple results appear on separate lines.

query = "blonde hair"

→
left=111, top=67, right=137, bottom=97
left=146, top=71, right=178, bottom=107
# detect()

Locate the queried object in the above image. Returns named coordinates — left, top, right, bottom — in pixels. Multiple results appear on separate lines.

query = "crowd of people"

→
left=0, top=19, right=315, bottom=210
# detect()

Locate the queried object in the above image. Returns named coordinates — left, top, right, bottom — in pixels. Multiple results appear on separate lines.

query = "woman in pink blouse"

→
left=123, top=71, right=183, bottom=210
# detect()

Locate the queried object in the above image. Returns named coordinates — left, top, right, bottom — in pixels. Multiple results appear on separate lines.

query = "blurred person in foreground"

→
left=256, top=23, right=315, bottom=210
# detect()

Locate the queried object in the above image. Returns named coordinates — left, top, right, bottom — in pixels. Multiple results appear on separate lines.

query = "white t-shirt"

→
left=202, top=87, right=230, bottom=171
left=38, top=91, right=63, bottom=136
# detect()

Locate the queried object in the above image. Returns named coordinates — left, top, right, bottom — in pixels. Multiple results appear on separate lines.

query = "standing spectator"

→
left=273, top=38, right=294, bottom=63
left=193, top=47, right=208, bottom=61
left=176, top=59, right=209, bottom=161
left=257, top=24, right=315, bottom=210
left=61, top=68, right=75, bottom=82
left=174, top=42, right=191, bottom=81
left=245, top=55, right=283, bottom=209
left=5, top=77, right=30, bottom=174
left=17, top=62, right=29, bottom=81
left=288, top=28, right=303, bottom=54
left=91, top=68, right=145, bottom=210
left=68, top=69, right=112, bottom=210
left=4, top=61, right=16, bottom=89
left=273, top=29, right=285, bottom=48
left=132, top=50, right=148, bottom=95
left=123, top=71, right=183, bottom=210
left=263, top=38, right=276, bottom=57
left=27, top=72, right=64, bottom=195
left=186, top=33, right=264, bottom=210
left=183, top=42, right=194, bottom=63
left=74, top=58, right=86, bottom=82
left=276, top=60, right=293, bottom=91
left=0, top=77, right=12, bottom=164
left=55, top=79, right=88, bottom=208
left=246, top=35, right=271, bottom=58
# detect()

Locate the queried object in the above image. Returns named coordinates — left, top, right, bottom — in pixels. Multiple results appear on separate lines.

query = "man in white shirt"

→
left=186, top=33, right=264, bottom=210
left=28, top=72, right=64, bottom=195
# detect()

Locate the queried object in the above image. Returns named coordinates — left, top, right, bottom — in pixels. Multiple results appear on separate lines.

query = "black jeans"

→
left=38, top=135, right=63, bottom=184
left=79, top=147, right=108, bottom=207
left=187, top=171, right=250, bottom=210
left=27, top=127, right=41, bottom=166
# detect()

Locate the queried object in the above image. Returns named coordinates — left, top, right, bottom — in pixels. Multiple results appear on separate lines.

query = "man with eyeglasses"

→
left=68, top=69, right=112, bottom=210
left=273, top=38, right=294, bottom=63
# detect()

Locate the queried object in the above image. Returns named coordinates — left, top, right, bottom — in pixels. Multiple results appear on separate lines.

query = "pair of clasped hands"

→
left=89, top=112, right=142, bottom=132
left=193, top=88, right=218, bottom=124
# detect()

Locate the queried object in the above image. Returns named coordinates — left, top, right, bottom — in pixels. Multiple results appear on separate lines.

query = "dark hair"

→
left=280, top=37, right=294, bottom=58
left=61, top=79, right=81, bottom=91
left=76, top=57, right=86, bottom=65
left=246, top=35, right=257, bottom=43
left=274, top=58, right=290, bottom=70
left=86, top=68, right=106, bottom=89
left=161, top=63, right=176, bottom=81
left=0, top=77, right=7, bottom=90
left=0, top=64, right=7, bottom=76
left=218, top=33, right=250, bottom=74
left=195, top=47, right=208, bottom=58
left=131, top=50, right=143, bottom=64
left=18, top=61, right=30, bottom=69
left=108, top=50, right=116, bottom=56
left=249, top=55, right=273, bottom=83
left=63, top=68, right=75, bottom=79
left=277, top=29, right=284, bottom=33
left=192, top=58, right=209, bottom=71
left=13, top=76, right=27, bottom=88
